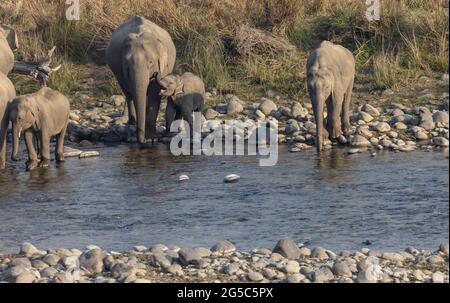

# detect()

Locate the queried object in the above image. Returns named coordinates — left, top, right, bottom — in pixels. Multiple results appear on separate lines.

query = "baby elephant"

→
left=8, top=87, right=70, bottom=171
left=307, top=41, right=355, bottom=153
left=156, top=72, right=205, bottom=134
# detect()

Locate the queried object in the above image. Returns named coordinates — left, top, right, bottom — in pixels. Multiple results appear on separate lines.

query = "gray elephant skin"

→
left=106, top=16, right=176, bottom=144
left=307, top=41, right=355, bottom=153
left=0, top=72, right=16, bottom=169
left=157, top=72, right=205, bottom=133
left=5, top=87, right=70, bottom=171
left=0, top=24, right=18, bottom=76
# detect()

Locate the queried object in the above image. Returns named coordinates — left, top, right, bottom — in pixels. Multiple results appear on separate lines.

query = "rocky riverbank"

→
left=0, top=240, right=448, bottom=283
left=64, top=75, right=450, bottom=154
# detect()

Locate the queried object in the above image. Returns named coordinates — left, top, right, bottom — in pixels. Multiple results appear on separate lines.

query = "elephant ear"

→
left=174, top=76, right=184, bottom=96
left=157, top=40, right=169, bottom=75
left=0, top=24, right=19, bottom=51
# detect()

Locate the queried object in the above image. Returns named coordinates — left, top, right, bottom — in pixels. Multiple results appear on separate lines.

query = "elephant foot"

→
left=26, top=160, right=39, bottom=171
left=0, top=161, right=5, bottom=170
left=56, top=153, right=65, bottom=163
left=39, top=159, right=50, bottom=168
left=11, top=155, right=20, bottom=162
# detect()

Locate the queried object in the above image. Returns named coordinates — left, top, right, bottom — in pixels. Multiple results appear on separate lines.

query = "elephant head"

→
left=307, top=68, right=334, bottom=153
left=8, top=97, right=40, bottom=161
left=122, top=33, right=169, bottom=144
left=0, top=24, right=19, bottom=51
left=156, top=73, right=183, bottom=97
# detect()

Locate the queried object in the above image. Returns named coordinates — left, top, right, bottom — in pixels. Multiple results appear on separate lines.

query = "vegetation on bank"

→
left=0, top=0, right=448, bottom=99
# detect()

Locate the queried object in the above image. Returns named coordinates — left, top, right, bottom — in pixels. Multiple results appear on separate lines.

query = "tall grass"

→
left=1, top=0, right=448, bottom=96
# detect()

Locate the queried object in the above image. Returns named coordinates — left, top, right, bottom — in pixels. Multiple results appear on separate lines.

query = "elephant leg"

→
left=165, top=97, right=177, bottom=134
left=341, top=79, right=354, bottom=136
left=39, top=131, right=51, bottom=168
left=126, top=97, right=137, bottom=126
left=24, top=130, right=39, bottom=171
left=55, top=122, right=68, bottom=162
left=146, top=81, right=162, bottom=141
left=325, top=97, right=334, bottom=140
left=181, top=107, right=194, bottom=138
left=327, top=97, right=343, bottom=140
left=0, top=112, right=8, bottom=170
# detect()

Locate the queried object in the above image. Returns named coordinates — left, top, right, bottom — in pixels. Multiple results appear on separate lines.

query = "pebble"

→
left=439, top=243, right=449, bottom=255
left=313, top=267, right=334, bottom=283
left=20, top=243, right=39, bottom=257
left=79, top=248, right=104, bottom=273
left=284, top=261, right=300, bottom=274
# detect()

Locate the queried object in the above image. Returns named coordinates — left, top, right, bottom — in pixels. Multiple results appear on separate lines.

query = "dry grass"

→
left=0, top=0, right=448, bottom=96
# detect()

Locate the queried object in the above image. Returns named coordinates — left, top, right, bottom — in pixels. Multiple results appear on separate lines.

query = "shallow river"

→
left=0, top=144, right=448, bottom=253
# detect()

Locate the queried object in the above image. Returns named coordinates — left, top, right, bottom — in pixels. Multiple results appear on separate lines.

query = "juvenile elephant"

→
left=106, top=16, right=176, bottom=144
left=307, top=41, right=355, bottom=153
left=6, top=87, right=70, bottom=171
left=0, top=72, right=16, bottom=170
left=156, top=72, right=205, bottom=133
left=0, top=24, right=18, bottom=76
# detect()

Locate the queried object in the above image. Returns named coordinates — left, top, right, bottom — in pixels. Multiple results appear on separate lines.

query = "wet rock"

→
left=211, top=240, right=236, bottom=254
left=347, top=148, right=361, bottom=155
left=390, top=114, right=418, bottom=125
left=313, top=267, right=334, bottom=283
left=79, top=249, right=104, bottom=273
left=215, top=103, right=228, bottom=114
left=225, top=263, right=240, bottom=275
left=259, top=98, right=278, bottom=115
left=31, top=260, right=49, bottom=271
left=350, top=135, right=372, bottom=147
left=273, top=238, right=300, bottom=260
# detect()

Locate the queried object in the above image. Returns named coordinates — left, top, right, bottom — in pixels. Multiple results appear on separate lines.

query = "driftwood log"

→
left=11, top=46, right=61, bottom=86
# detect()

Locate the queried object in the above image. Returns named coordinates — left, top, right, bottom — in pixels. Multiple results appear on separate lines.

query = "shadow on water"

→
left=0, top=143, right=448, bottom=253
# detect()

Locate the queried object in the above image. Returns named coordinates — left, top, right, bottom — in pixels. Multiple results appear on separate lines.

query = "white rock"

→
left=79, top=151, right=100, bottom=159
left=224, top=174, right=240, bottom=183
left=178, top=175, right=190, bottom=181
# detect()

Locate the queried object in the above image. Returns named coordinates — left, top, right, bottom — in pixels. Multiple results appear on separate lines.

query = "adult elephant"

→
left=0, top=24, right=18, bottom=76
left=106, top=16, right=176, bottom=144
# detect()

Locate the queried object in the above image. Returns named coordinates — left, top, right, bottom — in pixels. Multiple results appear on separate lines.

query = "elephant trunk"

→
left=313, top=93, right=325, bottom=154
left=11, top=121, right=20, bottom=161
left=132, top=67, right=150, bottom=145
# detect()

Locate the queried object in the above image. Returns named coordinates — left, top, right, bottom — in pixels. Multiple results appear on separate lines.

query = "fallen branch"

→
left=12, top=46, right=61, bottom=86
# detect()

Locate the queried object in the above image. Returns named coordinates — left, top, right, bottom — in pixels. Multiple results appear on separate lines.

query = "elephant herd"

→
left=0, top=16, right=356, bottom=171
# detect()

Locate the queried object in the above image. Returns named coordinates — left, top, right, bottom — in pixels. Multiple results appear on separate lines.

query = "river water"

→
left=0, top=144, right=448, bottom=253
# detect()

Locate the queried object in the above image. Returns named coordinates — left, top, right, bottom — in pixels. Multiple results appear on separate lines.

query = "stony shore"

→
left=64, top=75, right=450, bottom=154
left=0, top=240, right=448, bottom=283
